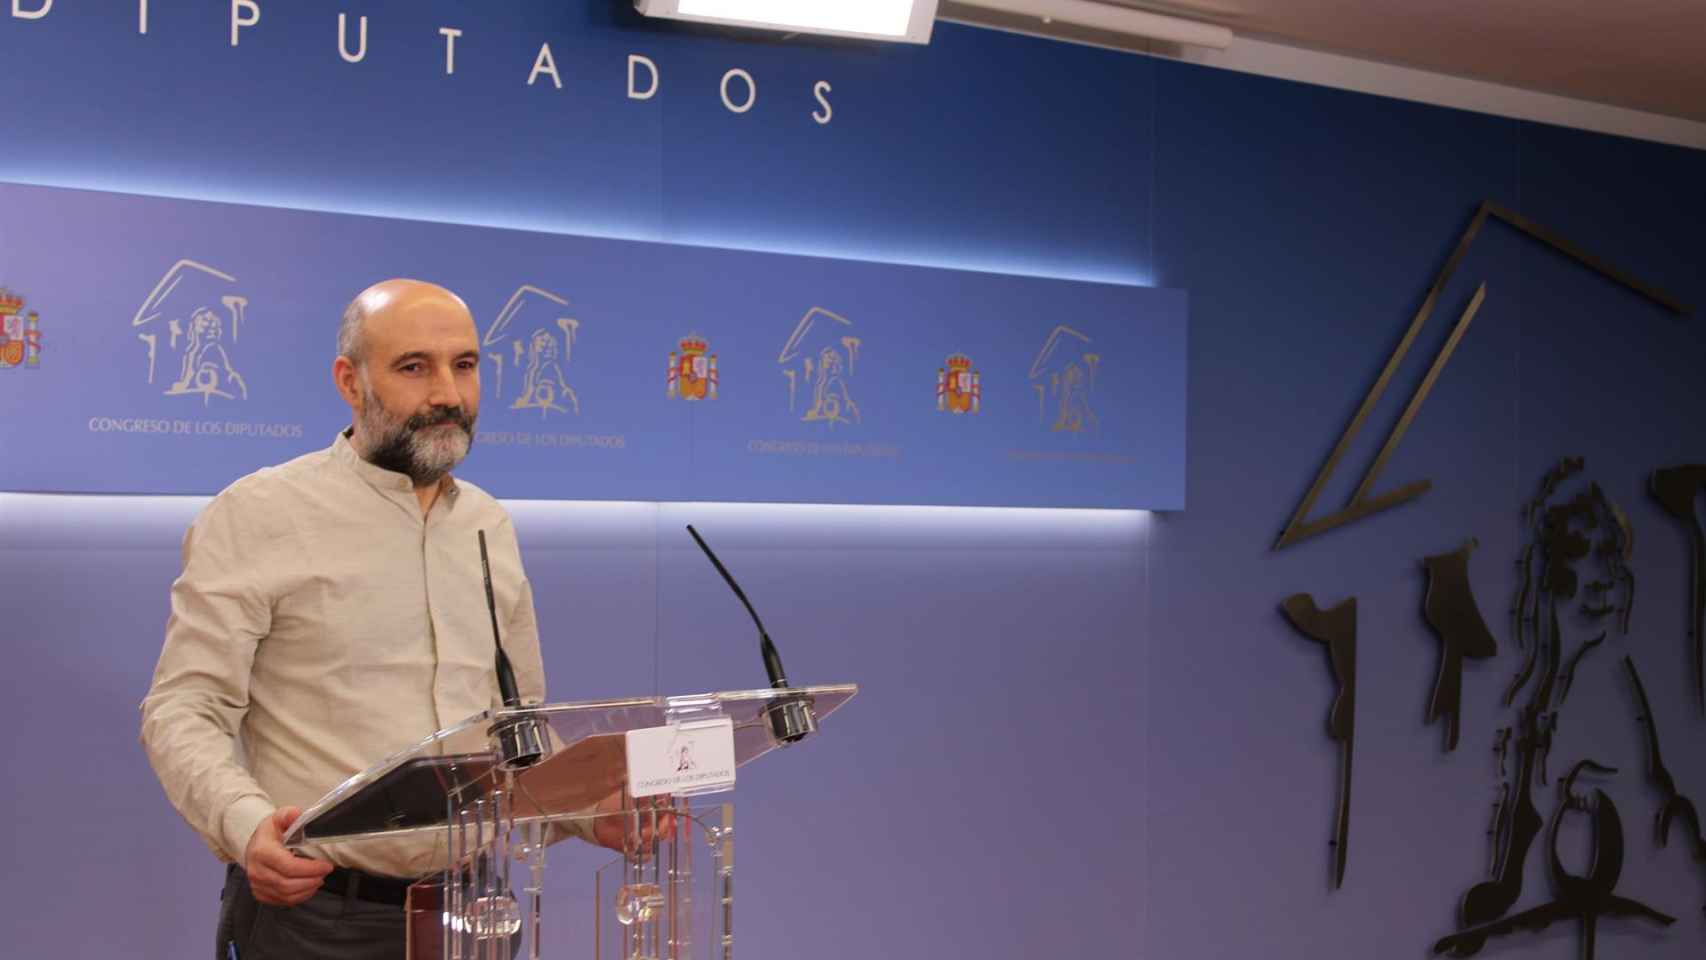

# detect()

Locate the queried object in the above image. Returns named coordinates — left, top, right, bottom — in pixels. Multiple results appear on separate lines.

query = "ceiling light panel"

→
left=636, top=0, right=939, bottom=43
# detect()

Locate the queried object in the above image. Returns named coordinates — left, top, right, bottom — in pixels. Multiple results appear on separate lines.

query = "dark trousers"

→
left=216, top=865, right=406, bottom=960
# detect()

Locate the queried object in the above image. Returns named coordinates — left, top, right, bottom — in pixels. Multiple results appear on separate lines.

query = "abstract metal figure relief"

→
left=1433, top=461, right=1655, bottom=958
left=1504, top=467, right=1633, bottom=707
left=1451, top=605, right=1556, bottom=953
left=1485, top=782, right=1508, bottom=873
left=1649, top=464, right=1706, bottom=713
left=1274, top=204, right=1687, bottom=551
left=1555, top=632, right=1605, bottom=706
left=1434, top=760, right=1675, bottom=958
left=1624, top=655, right=1706, bottom=913
left=1421, top=538, right=1498, bottom=751
left=1280, top=593, right=1357, bottom=889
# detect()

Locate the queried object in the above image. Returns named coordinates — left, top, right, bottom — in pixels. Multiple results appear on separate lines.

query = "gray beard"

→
left=354, top=389, right=475, bottom=486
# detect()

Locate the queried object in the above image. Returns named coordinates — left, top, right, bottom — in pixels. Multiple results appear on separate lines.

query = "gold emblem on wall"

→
left=1029, top=325, right=1099, bottom=432
left=667, top=334, right=717, bottom=401
left=482, top=284, right=581, bottom=417
left=131, top=260, right=250, bottom=403
left=778, top=306, right=861, bottom=427
left=936, top=353, right=979, bottom=415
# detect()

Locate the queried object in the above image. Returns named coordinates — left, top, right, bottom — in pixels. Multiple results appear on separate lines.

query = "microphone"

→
left=479, top=530, right=544, bottom=768
left=479, top=530, right=523, bottom=707
left=685, top=524, right=816, bottom=744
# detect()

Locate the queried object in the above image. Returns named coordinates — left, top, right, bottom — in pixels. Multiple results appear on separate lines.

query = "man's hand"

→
left=590, top=792, right=677, bottom=854
left=244, top=806, right=334, bottom=906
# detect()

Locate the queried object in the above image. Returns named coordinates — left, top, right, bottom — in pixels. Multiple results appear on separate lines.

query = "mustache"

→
left=405, top=405, right=474, bottom=434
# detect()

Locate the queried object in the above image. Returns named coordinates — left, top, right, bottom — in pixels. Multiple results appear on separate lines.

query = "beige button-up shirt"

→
left=140, top=432, right=547, bottom=878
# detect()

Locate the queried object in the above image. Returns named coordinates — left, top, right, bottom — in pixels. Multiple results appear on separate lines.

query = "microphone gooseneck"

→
left=479, top=530, right=545, bottom=769
left=686, top=523, right=789, bottom=689
left=685, top=523, right=816, bottom=745
left=478, top=530, right=523, bottom=707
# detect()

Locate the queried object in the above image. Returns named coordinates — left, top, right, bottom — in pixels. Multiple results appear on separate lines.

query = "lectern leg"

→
left=414, top=782, right=528, bottom=960
left=597, top=799, right=734, bottom=960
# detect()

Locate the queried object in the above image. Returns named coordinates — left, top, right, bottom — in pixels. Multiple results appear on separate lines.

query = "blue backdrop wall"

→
left=2, top=3, right=1704, bottom=959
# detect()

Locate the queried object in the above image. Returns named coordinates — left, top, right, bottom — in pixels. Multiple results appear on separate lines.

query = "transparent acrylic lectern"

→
left=281, top=684, right=856, bottom=960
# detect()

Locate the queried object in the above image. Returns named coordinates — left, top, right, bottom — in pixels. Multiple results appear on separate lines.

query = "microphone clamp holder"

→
left=490, top=711, right=548, bottom=771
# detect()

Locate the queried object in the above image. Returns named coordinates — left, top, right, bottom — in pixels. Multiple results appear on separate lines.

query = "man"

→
left=140, top=279, right=617, bottom=958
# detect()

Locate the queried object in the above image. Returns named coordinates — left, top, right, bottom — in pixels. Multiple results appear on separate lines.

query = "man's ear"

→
left=332, top=356, right=362, bottom=409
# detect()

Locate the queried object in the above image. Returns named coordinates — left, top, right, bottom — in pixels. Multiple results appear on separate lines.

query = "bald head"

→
left=332, top=279, right=483, bottom=487
left=338, top=278, right=473, bottom=367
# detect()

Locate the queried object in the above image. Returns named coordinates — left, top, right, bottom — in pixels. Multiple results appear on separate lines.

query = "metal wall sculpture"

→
left=1274, top=203, right=1687, bottom=551
left=1421, top=539, right=1498, bottom=751
left=1624, top=655, right=1706, bottom=914
left=1649, top=464, right=1706, bottom=713
left=1280, top=593, right=1358, bottom=889
left=1432, top=461, right=1664, bottom=959
left=1555, top=632, right=1605, bottom=706
left=1256, top=196, right=1697, bottom=951
left=1503, top=462, right=1633, bottom=708
left=1434, top=760, right=1674, bottom=957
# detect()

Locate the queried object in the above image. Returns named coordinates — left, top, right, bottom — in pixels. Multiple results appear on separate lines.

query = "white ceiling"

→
left=947, top=0, right=1706, bottom=123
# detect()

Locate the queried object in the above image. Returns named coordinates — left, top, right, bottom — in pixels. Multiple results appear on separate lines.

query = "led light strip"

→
left=636, top=0, right=938, bottom=44
left=950, top=0, right=1232, bottom=49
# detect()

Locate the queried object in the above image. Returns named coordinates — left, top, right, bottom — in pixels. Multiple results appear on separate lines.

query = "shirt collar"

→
left=333, top=429, right=461, bottom=503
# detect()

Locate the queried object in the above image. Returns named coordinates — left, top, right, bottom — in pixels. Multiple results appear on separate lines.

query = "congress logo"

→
left=131, top=260, right=250, bottom=404
left=669, top=734, right=697, bottom=773
left=0, top=287, right=44, bottom=370
left=936, top=353, right=980, bottom=415
left=667, top=334, right=718, bottom=401
left=1029, top=325, right=1100, bottom=433
left=778, top=306, right=861, bottom=427
left=483, top=285, right=580, bottom=417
